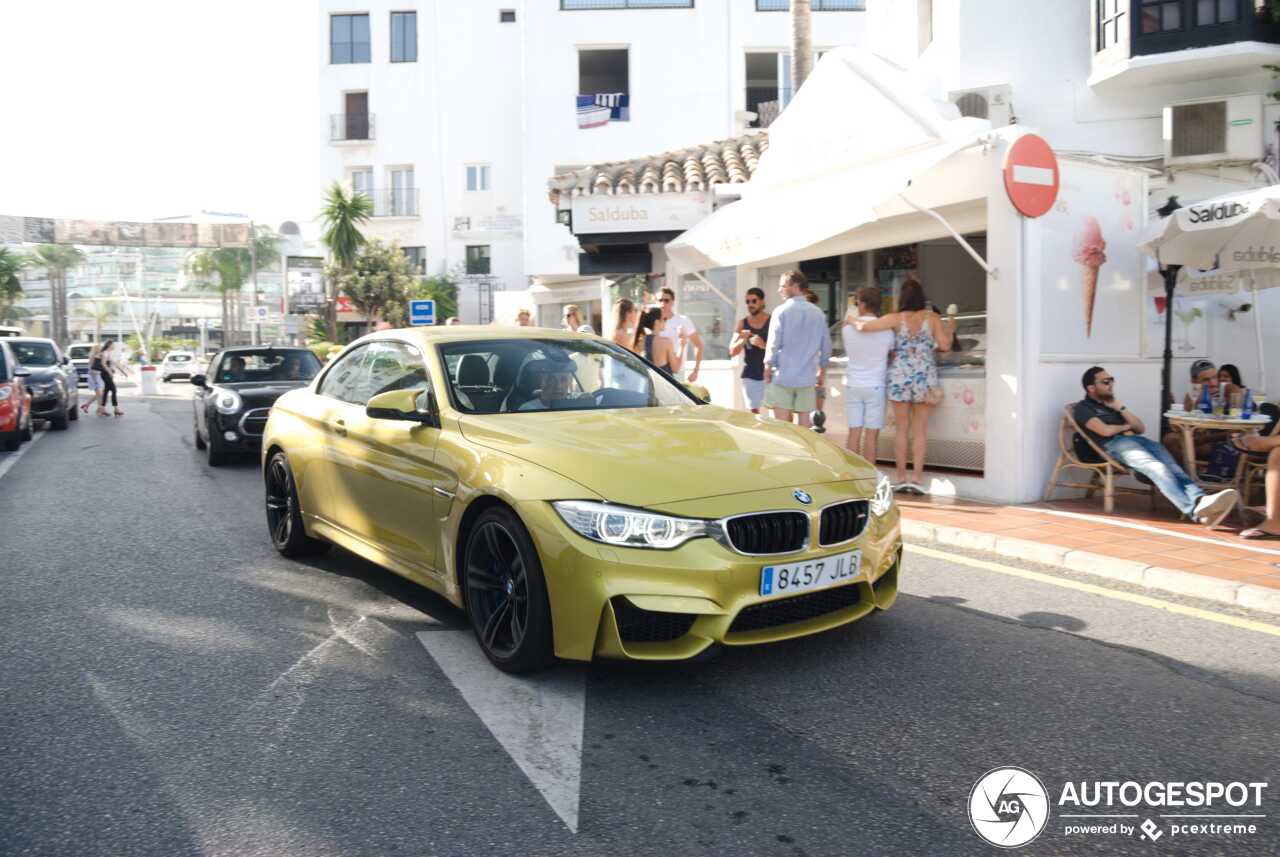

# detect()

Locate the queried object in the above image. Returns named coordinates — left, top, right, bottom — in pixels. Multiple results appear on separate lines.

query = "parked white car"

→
left=160, top=351, right=198, bottom=382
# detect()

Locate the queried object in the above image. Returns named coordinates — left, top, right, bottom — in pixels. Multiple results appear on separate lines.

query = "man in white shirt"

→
left=657, top=287, right=704, bottom=382
left=562, top=304, right=594, bottom=334
left=841, top=287, right=895, bottom=461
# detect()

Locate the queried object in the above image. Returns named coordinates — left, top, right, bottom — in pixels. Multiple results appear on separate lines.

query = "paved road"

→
left=1, top=395, right=1277, bottom=856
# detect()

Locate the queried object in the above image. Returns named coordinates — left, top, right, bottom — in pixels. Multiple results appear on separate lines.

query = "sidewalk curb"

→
left=901, top=518, right=1280, bottom=617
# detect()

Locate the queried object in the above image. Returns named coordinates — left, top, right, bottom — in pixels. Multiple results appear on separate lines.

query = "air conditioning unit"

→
left=1163, top=94, right=1262, bottom=167
left=949, top=85, right=1013, bottom=127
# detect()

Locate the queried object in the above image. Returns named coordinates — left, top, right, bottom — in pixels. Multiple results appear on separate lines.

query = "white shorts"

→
left=742, top=377, right=765, bottom=409
left=87, top=370, right=103, bottom=392
left=845, top=385, right=886, bottom=429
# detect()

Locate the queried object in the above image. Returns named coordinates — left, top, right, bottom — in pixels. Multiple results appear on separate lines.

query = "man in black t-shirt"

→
left=729, top=287, right=770, bottom=414
left=1073, top=366, right=1237, bottom=526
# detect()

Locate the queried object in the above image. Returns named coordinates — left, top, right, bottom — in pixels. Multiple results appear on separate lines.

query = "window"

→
left=402, top=246, right=427, bottom=275
left=1140, top=0, right=1182, bottom=33
left=755, top=1, right=863, bottom=9
left=1196, top=0, right=1237, bottom=25
left=562, top=1, right=693, bottom=8
left=319, top=345, right=370, bottom=404
left=363, top=341, right=431, bottom=408
left=389, top=167, right=416, bottom=216
left=1097, top=0, right=1126, bottom=50
left=466, top=164, right=491, bottom=191
left=746, top=52, right=790, bottom=128
left=343, top=92, right=370, bottom=140
left=390, top=11, right=417, bottom=62
left=466, top=245, right=491, bottom=276
left=500, top=9, right=516, bottom=22
left=578, top=49, right=629, bottom=124
left=350, top=167, right=373, bottom=198
left=330, top=14, right=371, bottom=64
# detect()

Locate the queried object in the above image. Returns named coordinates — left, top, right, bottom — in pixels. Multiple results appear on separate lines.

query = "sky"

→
left=1, top=0, right=318, bottom=228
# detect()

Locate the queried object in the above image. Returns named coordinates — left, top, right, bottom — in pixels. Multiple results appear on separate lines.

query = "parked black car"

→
left=8, top=337, right=79, bottom=430
left=191, top=346, right=321, bottom=466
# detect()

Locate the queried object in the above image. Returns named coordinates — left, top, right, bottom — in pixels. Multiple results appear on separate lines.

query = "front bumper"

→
left=212, top=409, right=269, bottom=448
left=30, top=394, right=65, bottom=418
left=517, top=488, right=903, bottom=663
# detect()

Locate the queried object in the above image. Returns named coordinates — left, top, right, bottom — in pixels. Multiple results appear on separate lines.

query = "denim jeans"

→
left=1104, top=435, right=1204, bottom=516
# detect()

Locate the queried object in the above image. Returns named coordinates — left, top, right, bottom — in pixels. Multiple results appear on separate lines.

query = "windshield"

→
left=439, top=338, right=694, bottom=415
left=165, top=354, right=193, bottom=363
left=68, top=345, right=93, bottom=360
left=213, top=350, right=321, bottom=383
left=11, top=341, right=58, bottom=367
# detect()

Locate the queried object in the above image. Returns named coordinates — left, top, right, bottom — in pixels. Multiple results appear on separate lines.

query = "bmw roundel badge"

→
left=794, top=489, right=813, bottom=505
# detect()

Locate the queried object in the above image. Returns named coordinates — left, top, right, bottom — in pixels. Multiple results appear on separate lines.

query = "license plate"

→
left=759, top=550, right=861, bottom=598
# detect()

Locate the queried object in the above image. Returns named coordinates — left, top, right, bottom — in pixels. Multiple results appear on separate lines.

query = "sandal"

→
left=1241, top=527, right=1280, bottom=540
left=113, top=409, right=124, bottom=417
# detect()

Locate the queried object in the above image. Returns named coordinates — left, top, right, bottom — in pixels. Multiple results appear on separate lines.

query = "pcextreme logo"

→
left=968, top=768, right=1269, bottom=848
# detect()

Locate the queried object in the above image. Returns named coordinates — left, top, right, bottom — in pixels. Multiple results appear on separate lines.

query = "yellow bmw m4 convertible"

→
left=261, top=327, right=901, bottom=673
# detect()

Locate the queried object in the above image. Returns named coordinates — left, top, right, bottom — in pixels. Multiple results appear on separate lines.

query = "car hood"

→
left=21, top=367, right=66, bottom=385
left=458, top=404, right=876, bottom=507
left=218, top=381, right=311, bottom=407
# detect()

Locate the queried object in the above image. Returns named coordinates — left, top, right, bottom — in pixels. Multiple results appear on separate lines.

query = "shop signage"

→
left=570, top=193, right=711, bottom=235
left=1002, top=134, right=1059, bottom=219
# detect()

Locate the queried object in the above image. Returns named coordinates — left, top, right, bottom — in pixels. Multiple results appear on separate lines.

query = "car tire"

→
left=1, top=433, right=18, bottom=452
left=265, top=451, right=329, bottom=557
left=194, top=417, right=206, bottom=450
left=68, top=402, right=78, bottom=422
left=462, top=506, right=554, bottom=675
left=206, top=421, right=229, bottom=467
left=50, top=406, right=69, bottom=431
left=20, top=414, right=33, bottom=441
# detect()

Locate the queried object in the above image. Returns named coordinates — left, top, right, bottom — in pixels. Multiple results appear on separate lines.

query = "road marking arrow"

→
left=416, top=630, right=586, bottom=833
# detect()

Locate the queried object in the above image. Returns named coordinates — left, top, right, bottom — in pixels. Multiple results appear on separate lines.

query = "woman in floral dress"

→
left=851, top=279, right=954, bottom=493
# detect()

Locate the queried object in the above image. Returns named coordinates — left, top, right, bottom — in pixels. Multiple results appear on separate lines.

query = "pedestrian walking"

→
left=729, top=287, right=770, bottom=413
left=803, top=287, right=827, bottom=414
left=610, top=298, right=640, bottom=354
left=80, top=341, right=106, bottom=415
left=96, top=340, right=130, bottom=417
left=763, top=271, right=831, bottom=428
left=634, top=306, right=684, bottom=374
left=853, top=279, right=954, bottom=492
left=841, top=287, right=895, bottom=462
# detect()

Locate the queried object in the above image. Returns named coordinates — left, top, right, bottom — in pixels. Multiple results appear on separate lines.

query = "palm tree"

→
left=30, top=244, right=86, bottom=346
left=187, top=227, right=280, bottom=347
left=791, top=0, right=813, bottom=95
left=319, top=182, right=372, bottom=340
left=0, top=247, right=28, bottom=326
left=76, top=300, right=117, bottom=343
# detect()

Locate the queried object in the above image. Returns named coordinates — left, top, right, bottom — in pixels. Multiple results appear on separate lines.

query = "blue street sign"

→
left=409, top=299, right=436, bottom=326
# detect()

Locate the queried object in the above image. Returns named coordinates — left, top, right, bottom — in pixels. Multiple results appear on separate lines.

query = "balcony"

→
left=1090, top=0, right=1280, bottom=89
left=756, top=0, right=863, bottom=9
left=357, top=188, right=419, bottom=218
left=329, top=113, right=375, bottom=143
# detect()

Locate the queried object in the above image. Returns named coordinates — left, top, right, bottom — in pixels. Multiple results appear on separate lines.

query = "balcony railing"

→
left=756, top=0, right=863, bottom=10
left=561, top=0, right=693, bottom=8
left=329, top=113, right=375, bottom=142
left=356, top=188, right=420, bottom=218
left=1129, top=0, right=1280, bottom=57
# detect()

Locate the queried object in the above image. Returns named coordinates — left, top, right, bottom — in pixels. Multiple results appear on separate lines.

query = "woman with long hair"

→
left=851, top=279, right=954, bottom=493
left=80, top=341, right=105, bottom=415
left=96, top=340, right=130, bottom=417
left=634, top=306, right=684, bottom=374
left=610, top=298, right=640, bottom=353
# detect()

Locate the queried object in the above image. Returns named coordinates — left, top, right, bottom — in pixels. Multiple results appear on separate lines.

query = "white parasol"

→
left=1139, top=185, right=1280, bottom=389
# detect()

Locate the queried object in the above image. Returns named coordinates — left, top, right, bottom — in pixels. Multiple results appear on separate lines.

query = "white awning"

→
left=666, top=47, right=991, bottom=272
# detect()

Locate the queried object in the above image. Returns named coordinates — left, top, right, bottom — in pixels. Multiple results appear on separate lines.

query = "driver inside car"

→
left=518, top=366, right=575, bottom=411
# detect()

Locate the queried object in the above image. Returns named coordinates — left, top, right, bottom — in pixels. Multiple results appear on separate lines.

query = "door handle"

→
left=331, top=418, right=347, bottom=436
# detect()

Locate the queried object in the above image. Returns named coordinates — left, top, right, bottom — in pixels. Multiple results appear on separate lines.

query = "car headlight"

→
left=213, top=388, right=243, bottom=415
left=870, top=474, right=894, bottom=517
left=552, top=500, right=714, bottom=550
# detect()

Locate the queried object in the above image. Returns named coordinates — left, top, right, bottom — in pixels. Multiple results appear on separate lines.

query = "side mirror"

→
left=14, top=368, right=30, bottom=378
left=61, top=355, right=71, bottom=365
left=683, top=382, right=712, bottom=404
left=367, top=388, right=432, bottom=423
left=190, top=374, right=207, bottom=388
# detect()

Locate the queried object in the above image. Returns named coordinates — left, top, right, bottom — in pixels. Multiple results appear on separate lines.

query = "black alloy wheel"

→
left=463, top=507, right=553, bottom=674
left=264, top=451, right=328, bottom=557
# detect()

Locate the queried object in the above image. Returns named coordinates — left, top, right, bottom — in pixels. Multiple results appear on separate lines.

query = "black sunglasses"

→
left=1096, top=377, right=1115, bottom=385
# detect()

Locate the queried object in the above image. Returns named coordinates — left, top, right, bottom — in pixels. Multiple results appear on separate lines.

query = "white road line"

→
left=416, top=630, right=586, bottom=833
left=0, top=429, right=46, bottom=482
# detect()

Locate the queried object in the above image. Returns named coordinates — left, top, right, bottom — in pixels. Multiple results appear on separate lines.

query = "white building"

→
left=316, top=0, right=866, bottom=324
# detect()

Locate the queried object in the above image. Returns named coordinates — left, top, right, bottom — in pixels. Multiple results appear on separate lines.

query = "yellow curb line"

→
left=905, top=543, right=1280, bottom=639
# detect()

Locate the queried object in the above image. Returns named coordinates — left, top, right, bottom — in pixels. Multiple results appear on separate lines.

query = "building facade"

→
left=316, top=0, right=866, bottom=322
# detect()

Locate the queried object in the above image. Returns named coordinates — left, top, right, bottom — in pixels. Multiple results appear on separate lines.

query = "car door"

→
left=336, top=340, right=450, bottom=575
left=304, top=343, right=373, bottom=526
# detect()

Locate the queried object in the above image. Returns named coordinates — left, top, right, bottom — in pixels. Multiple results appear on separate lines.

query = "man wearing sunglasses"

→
left=1075, top=366, right=1237, bottom=527
left=728, top=287, right=770, bottom=413
left=657, top=287, right=704, bottom=383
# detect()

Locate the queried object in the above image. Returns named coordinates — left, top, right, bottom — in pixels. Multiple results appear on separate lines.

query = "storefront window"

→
left=677, top=268, right=736, bottom=361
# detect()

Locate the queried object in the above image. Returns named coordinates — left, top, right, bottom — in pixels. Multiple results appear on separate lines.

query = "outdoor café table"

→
left=1164, top=411, right=1271, bottom=497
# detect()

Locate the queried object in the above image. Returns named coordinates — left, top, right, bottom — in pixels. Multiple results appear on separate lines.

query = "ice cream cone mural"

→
left=1072, top=216, right=1107, bottom=337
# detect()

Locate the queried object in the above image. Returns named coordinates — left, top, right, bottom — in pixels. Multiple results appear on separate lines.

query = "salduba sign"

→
left=570, top=193, right=711, bottom=236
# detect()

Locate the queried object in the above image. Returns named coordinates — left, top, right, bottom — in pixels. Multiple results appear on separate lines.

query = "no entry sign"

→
left=1003, top=134, right=1059, bottom=218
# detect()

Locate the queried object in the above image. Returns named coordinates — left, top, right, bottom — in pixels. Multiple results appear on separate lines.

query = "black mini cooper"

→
left=191, top=346, right=321, bottom=466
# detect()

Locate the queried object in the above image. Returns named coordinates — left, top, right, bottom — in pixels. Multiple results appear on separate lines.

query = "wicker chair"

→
left=1241, top=409, right=1279, bottom=507
left=1043, top=406, right=1156, bottom=513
